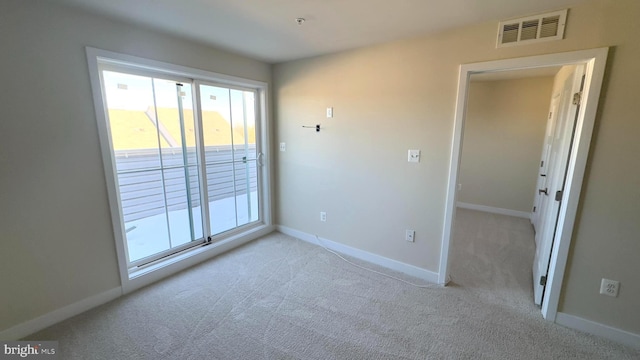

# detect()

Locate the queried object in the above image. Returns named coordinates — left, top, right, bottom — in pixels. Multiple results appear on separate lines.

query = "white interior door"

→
left=532, top=64, right=585, bottom=305
left=532, top=95, right=560, bottom=233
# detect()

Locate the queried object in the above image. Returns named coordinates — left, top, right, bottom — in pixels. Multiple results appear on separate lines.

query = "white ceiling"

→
left=54, top=0, right=588, bottom=64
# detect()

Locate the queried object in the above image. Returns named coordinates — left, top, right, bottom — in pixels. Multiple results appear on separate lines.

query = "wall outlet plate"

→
left=320, top=212, right=327, bottom=222
left=600, top=278, right=619, bottom=297
left=408, top=149, right=420, bottom=163
left=279, top=142, right=286, bottom=151
left=326, top=107, right=333, bottom=118
left=406, top=229, right=415, bottom=242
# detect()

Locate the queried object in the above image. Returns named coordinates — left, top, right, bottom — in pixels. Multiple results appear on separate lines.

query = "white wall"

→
left=459, top=77, right=554, bottom=213
left=0, top=0, right=270, bottom=332
left=274, top=0, right=640, bottom=335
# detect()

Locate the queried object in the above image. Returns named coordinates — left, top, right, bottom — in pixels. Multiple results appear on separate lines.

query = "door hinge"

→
left=573, top=91, right=582, bottom=105
left=540, top=276, right=547, bottom=286
left=555, top=190, right=563, bottom=201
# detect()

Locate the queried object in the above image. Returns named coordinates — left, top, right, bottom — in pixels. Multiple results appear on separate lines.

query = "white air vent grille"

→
left=497, top=9, right=567, bottom=48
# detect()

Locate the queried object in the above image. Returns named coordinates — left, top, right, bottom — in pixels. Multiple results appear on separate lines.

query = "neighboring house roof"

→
left=109, top=108, right=255, bottom=150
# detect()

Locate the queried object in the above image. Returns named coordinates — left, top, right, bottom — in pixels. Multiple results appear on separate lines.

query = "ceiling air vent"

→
left=497, top=9, right=567, bottom=48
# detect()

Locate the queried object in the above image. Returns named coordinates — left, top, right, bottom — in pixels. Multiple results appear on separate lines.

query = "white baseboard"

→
left=556, top=312, right=640, bottom=350
left=0, top=287, right=122, bottom=340
left=276, top=225, right=441, bottom=285
left=0, top=225, right=276, bottom=341
left=457, top=202, right=531, bottom=219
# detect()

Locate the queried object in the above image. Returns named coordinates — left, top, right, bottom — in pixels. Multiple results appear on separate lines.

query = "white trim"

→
left=259, top=85, right=273, bottom=227
left=86, top=47, right=131, bottom=287
left=85, top=47, right=273, bottom=294
left=0, top=287, right=122, bottom=340
left=556, top=312, right=640, bottom=350
left=456, top=202, right=531, bottom=219
left=542, top=49, right=608, bottom=321
left=87, top=47, right=267, bottom=89
left=440, top=48, right=609, bottom=321
left=277, top=225, right=441, bottom=284
left=125, top=225, right=275, bottom=293
left=0, top=225, right=276, bottom=340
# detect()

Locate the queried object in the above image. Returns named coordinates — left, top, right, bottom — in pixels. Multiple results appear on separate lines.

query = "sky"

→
left=102, top=70, right=255, bottom=127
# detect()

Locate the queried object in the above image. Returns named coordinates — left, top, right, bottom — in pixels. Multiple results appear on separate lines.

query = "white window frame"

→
left=86, top=47, right=273, bottom=294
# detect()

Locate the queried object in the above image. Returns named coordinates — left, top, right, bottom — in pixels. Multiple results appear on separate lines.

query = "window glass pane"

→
left=164, top=168, right=195, bottom=247
left=187, top=165, right=204, bottom=240
left=102, top=71, right=163, bottom=171
left=199, top=84, right=261, bottom=237
left=103, top=70, right=204, bottom=265
left=200, top=85, right=233, bottom=148
left=206, top=162, right=237, bottom=235
left=119, top=170, right=171, bottom=262
left=200, top=85, right=236, bottom=234
left=230, top=89, right=257, bottom=161
left=234, top=160, right=259, bottom=226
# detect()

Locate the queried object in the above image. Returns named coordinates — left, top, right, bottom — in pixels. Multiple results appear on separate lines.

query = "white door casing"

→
left=532, top=65, right=585, bottom=305
left=440, top=48, right=609, bottom=321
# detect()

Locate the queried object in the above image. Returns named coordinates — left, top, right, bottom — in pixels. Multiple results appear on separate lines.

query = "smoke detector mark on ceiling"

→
left=497, top=9, right=567, bottom=48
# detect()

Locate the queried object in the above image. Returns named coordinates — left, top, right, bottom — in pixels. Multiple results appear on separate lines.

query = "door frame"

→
left=438, top=47, right=609, bottom=321
left=86, top=47, right=274, bottom=294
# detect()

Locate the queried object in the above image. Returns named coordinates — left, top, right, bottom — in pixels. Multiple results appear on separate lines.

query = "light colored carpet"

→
left=26, top=209, right=639, bottom=359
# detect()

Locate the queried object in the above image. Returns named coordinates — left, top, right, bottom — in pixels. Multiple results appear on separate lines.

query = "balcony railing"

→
left=115, top=145, right=258, bottom=223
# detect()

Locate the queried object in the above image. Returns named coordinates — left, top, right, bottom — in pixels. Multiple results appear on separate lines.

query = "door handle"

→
left=539, top=188, right=548, bottom=195
left=257, top=152, right=264, bottom=167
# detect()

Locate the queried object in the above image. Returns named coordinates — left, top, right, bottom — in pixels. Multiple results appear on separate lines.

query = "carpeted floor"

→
left=26, top=209, right=639, bottom=359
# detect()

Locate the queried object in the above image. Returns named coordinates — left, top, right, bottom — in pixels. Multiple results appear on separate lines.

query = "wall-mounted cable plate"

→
left=408, top=149, right=420, bottom=163
left=406, top=230, right=415, bottom=242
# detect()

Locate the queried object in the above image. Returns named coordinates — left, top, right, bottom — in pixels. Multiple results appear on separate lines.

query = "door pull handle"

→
left=539, top=188, right=548, bottom=195
left=257, top=152, right=264, bottom=167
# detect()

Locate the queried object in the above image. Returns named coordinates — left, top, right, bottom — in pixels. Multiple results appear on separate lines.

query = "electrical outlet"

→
left=408, top=149, right=420, bottom=163
left=326, top=107, right=333, bottom=118
left=279, top=142, right=286, bottom=152
left=600, top=278, right=619, bottom=297
left=405, top=229, right=415, bottom=242
left=320, top=212, right=327, bottom=222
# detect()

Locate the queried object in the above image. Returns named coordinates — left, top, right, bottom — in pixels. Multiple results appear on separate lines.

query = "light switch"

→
left=408, top=149, right=420, bottom=163
left=326, top=107, right=333, bottom=118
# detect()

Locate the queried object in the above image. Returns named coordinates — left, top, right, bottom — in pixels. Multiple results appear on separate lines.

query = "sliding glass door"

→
left=100, top=68, right=262, bottom=268
left=197, top=83, right=259, bottom=236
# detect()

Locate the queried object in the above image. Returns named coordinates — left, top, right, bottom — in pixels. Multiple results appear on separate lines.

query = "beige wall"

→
left=0, top=0, right=270, bottom=332
left=274, top=0, right=640, bottom=334
left=459, top=77, right=554, bottom=212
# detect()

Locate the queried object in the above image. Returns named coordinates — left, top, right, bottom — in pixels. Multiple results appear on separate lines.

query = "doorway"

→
left=438, top=48, right=609, bottom=321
